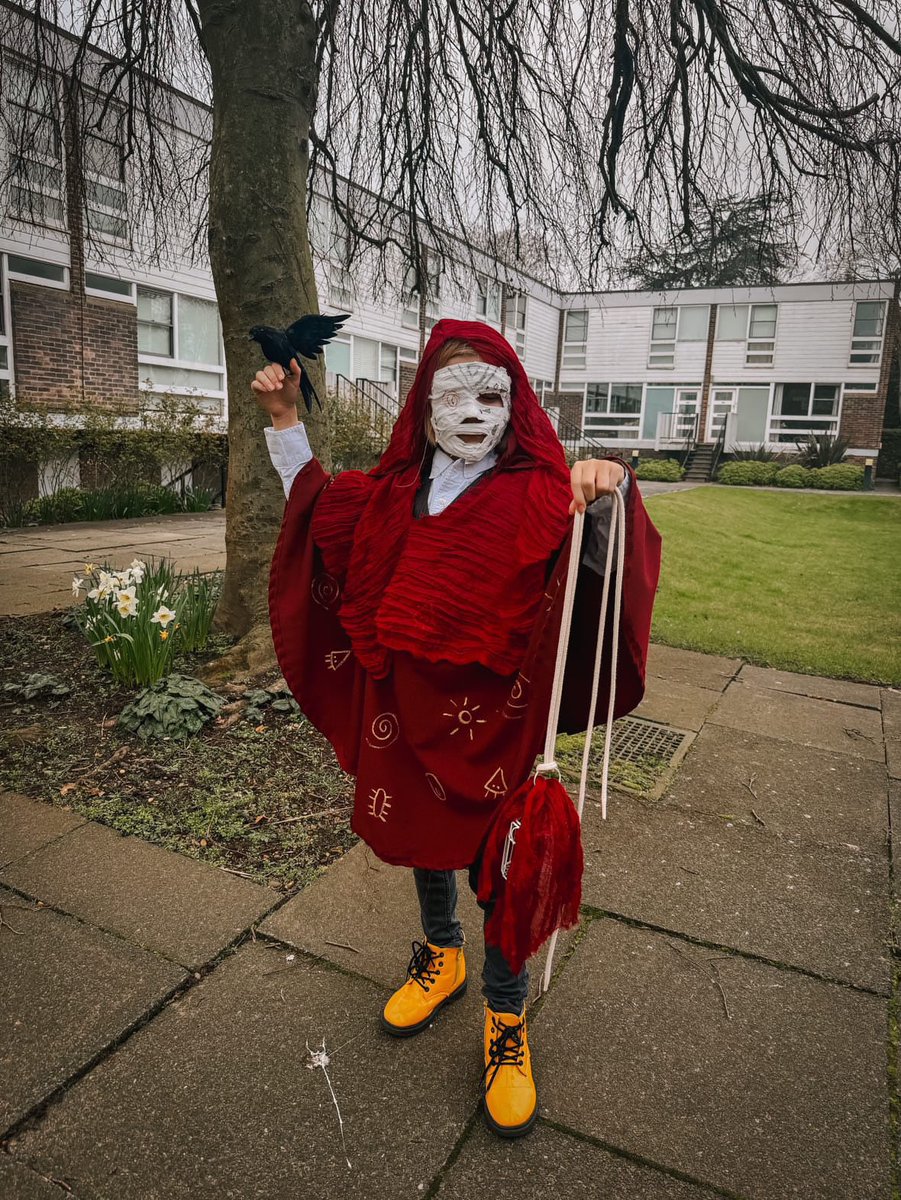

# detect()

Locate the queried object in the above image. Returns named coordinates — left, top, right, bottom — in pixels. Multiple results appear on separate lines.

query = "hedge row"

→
left=717, top=461, right=865, bottom=490
left=634, top=458, right=685, bottom=482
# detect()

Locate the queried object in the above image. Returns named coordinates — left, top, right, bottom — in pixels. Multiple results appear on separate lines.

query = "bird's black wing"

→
left=285, top=313, right=351, bottom=359
left=299, top=371, right=322, bottom=414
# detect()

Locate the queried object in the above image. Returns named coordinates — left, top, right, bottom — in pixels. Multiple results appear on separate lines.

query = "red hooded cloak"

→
left=268, top=319, right=661, bottom=869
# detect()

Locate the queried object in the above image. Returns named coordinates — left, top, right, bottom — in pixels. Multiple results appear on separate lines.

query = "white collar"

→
left=429, top=445, right=499, bottom=480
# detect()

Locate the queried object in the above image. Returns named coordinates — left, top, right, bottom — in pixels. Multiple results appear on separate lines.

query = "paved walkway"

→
left=1, top=645, right=898, bottom=1198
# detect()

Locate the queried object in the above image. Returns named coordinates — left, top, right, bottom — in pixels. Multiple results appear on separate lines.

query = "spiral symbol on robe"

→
left=366, top=712, right=399, bottom=749
left=311, top=573, right=340, bottom=609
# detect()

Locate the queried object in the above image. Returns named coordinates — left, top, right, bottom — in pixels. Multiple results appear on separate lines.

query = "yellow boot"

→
left=482, top=1003, right=538, bottom=1137
left=381, top=940, right=467, bottom=1037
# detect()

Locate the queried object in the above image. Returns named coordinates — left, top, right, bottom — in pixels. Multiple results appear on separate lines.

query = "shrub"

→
left=117, top=674, right=223, bottom=740
left=177, top=569, right=223, bottom=653
left=809, top=464, right=865, bottom=491
left=798, top=432, right=850, bottom=467
left=728, top=443, right=781, bottom=462
left=635, top=458, right=685, bottom=482
left=877, top=429, right=901, bottom=480
left=11, top=483, right=215, bottom=527
left=774, top=465, right=815, bottom=488
left=717, top=461, right=780, bottom=486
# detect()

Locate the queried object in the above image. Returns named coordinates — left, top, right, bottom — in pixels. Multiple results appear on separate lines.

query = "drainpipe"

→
left=698, top=303, right=717, bottom=444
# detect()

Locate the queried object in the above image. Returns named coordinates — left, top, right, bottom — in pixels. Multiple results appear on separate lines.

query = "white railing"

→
left=655, top=411, right=699, bottom=450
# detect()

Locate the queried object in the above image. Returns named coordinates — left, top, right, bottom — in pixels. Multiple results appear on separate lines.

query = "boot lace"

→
left=483, top=1016, right=526, bottom=1092
left=406, top=939, right=445, bottom=992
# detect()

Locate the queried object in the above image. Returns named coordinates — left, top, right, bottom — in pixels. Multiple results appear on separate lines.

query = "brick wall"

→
left=839, top=392, right=884, bottom=455
left=545, top=390, right=584, bottom=431
left=10, top=282, right=140, bottom=413
left=399, top=361, right=418, bottom=404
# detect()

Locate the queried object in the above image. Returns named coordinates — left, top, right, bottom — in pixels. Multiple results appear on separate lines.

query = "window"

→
left=7, top=254, right=68, bottom=288
left=715, top=302, right=777, bottom=365
left=380, top=343, right=398, bottom=388
left=137, top=287, right=224, bottom=407
left=531, top=378, right=552, bottom=403
left=402, top=248, right=442, bottom=330
left=476, top=275, right=501, bottom=322
left=6, top=60, right=64, bottom=228
left=563, top=309, right=588, bottom=368
left=769, top=382, right=840, bottom=443
left=0, top=257, right=11, bottom=395
left=399, top=345, right=418, bottom=362
left=329, top=225, right=354, bottom=309
left=85, top=271, right=135, bottom=301
left=507, top=290, right=527, bottom=355
left=746, top=303, right=777, bottom=365
left=582, top=382, right=643, bottom=439
left=849, top=300, right=886, bottom=366
left=137, top=289, right=174, bottom=356
left=82, top=94, right=128, bottom=241
left=649, top=307, right=676, bottom=367
left=648, top=305, right=709, bottom=367
left=324, top=337, right=350, bottom=377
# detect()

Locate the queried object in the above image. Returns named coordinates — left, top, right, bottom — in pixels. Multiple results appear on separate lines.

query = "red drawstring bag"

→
left=477, top=492, right=627, bottom=982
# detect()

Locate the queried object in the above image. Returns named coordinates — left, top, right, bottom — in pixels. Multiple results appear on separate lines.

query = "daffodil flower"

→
left=115, top=586, right=138, bottom=618
left=84, top=562, right=97, bottom=574
left=72, top=576, right=84, bottom=596
left=160, top=629, right=169, bottom=641
left=151, top=605, right=177, bottom=629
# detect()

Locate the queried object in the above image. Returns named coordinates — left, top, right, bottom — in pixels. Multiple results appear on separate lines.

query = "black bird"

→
left=249, top=312, right=351, bottom=412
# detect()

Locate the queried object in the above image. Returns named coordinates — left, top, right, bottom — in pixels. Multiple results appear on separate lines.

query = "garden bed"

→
left=0, top=611, right=356, bottom=891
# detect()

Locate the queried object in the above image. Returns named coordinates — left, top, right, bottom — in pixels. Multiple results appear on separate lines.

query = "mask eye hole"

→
left=478, top=392, right=504, bottom=407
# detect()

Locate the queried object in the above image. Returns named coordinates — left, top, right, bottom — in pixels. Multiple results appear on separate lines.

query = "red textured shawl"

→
left=311, top=319, right=573, bottom=677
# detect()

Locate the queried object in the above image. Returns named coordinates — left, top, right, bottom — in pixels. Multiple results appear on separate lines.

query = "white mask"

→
left=428, top=362, right=512, bottom=463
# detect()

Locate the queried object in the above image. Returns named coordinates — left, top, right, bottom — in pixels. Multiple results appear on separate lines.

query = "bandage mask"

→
left=428, top=362, right=512, bottom=464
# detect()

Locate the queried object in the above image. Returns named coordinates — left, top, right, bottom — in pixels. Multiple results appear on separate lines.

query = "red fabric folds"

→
left=477, top=775, right=584, bottom=974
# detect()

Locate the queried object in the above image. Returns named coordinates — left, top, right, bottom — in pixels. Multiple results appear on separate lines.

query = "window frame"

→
left=475, top=274, right=502, bottom=323
left=5, top=57, right=66, bottom=232
left=562, top=308, right=588, bottom=369
left=81, top=91, right=129, bottom=245
left=0, top=256, right=13, bottom=394
left=745, top=303, right=778, bottom=366
left=137, top=286, right=226, bottom=406
left=648, top=305, right=710, bottom=368
left=6, top=254, right=69, bottom=290
left=768, top=381, right=842, bottom=443
left=848, top=299, right=886, bottom=368
left=581, top=381, right=644, bottom=439
left=85, top=271, right=136, bottom=303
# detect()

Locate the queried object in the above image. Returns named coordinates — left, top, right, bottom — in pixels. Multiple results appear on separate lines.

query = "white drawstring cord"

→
left=540, top=488, right=626, bottom=995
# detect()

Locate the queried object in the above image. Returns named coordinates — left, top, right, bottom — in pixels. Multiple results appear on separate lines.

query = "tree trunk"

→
left=196, top=0, right=327, bottom=671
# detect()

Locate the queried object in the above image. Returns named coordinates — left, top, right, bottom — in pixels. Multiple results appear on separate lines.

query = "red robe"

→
left=269, top=320, right=662, bottom=870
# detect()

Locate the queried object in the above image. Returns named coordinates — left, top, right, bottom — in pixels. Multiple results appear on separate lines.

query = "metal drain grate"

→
left=608, top=717, right=690, bottom=765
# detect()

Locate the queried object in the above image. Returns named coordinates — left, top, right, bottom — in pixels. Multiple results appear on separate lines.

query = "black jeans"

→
left=412, top=858, right=528, bottom=1016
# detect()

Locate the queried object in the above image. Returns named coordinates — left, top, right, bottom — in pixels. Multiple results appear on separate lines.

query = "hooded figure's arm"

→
left=264, top=423, right=315, bottom=499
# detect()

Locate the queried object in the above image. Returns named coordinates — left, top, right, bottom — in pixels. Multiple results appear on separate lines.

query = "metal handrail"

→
left=709, top=417, right=728, bottom=479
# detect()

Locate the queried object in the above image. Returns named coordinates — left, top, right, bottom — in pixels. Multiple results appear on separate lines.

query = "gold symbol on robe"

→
left=425, top=773, right=447, bottom=801
left=311, top=573, right=340, bottom=608
left=366, top=712, right=399, bottom=749
left=442, top=696, right=487, bottom=741
left=325, top=650, right=351, bottom=671
left=367, top=787, right=392, bottom=823
left=503, top=674, right=530, bottom=720
left=484, top=767, right=508, bottom=800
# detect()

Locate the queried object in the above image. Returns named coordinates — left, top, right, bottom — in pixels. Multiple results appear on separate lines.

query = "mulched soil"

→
left=0, top=611, right=356, bottom=892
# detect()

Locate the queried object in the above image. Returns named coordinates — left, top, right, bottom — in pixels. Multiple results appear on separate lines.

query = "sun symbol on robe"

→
left=442, top=696, right=488, bottom=741
left=367, top=787, right=392, bottom=823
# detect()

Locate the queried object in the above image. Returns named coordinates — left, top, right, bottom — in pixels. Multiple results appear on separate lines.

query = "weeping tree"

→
left=2, top=0, right=900, bottom=670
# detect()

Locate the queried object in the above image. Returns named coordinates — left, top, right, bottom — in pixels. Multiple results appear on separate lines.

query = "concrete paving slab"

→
left=708, top=682, right=884, bottom=761
left=0, top=886, right=185, bottom=1133
left=0, top=820, right=277, bottom=969
left=434, top=1122, right=714, bottom=1199
left=646, top=644, right=740, bottom=693
left=9, top=941, right=482, bottom=1199
left=580, top=796, right=891, bottom=991
left=737, top=664, right=882, bottom=709
left=535, top=920, right=891, bottom=1200
left=0, top=792, right=87, bottom=869
left=259, top=841, right=576, bottom=1008
left=884, top=690, right=901, bottom=780
left=633, top=677, right=723, bottom=733
left=0, top=1154, right=74, bottom=1198
left=661, top=725, right=889, bottom=852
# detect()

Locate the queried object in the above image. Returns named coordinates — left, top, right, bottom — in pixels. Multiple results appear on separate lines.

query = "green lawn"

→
left=643, top=488, right=901, bottom=685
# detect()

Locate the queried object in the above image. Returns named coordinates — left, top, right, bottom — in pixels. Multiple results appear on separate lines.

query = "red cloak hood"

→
left=310, top=320, right=574, bottom=678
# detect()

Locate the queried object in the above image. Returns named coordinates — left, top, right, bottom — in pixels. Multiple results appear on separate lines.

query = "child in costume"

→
left=255, top=318, right=661, bottom=1138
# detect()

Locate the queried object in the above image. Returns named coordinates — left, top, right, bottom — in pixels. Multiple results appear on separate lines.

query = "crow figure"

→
left=249, top=312, right=350, bottom=412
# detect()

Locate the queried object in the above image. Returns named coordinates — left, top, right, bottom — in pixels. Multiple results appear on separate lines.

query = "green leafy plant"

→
left=774, top=465, right=815, bottom=488
left=177, top=569, right=223, bottom=652
left=717, top=461, right=780, bottom=486
left=809, top=464, right=865, bottom=490
left=798, top=432, right=850, bottom=467
left=728, top=443, right=781, bottom=462
left=634, top=458, right=685, bottom=482
left=3, top=672, right=72, bottom=700
left=117, top=674, right=224, bottom=740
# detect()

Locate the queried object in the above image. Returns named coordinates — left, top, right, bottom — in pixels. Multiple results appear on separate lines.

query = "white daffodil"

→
left=97, top=570, right=116, bottom=598
left=72, top=576, right=85, bottom=596
left=150, top=605, right=177, bottom=629
left=87, top=587, right=102, bottom=601
left=130, top=558, right=147, bottom=572
left=114, top=586, right=138, bottom=618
